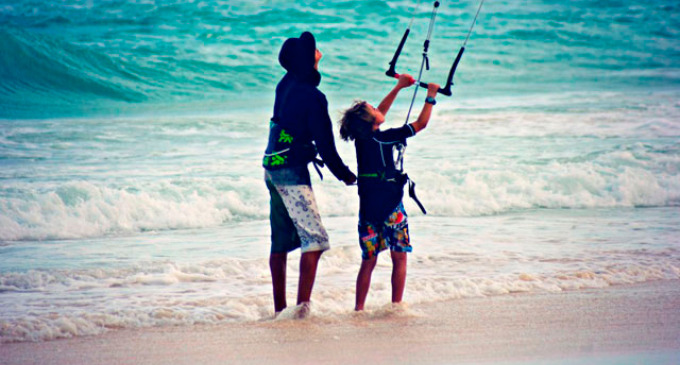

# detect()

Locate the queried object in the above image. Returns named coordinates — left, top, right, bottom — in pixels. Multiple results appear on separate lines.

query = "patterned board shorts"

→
left=358, top=202, right=411, bottom=260
left=266, top=178, right=330, bottom=254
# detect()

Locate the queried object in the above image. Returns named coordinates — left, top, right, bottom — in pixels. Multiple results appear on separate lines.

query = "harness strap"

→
left=312, top=157, right=324, bottom=180
left=408, top=177, right=427, bottom=215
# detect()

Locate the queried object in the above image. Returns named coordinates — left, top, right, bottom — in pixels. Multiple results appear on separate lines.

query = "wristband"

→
left=425, top=96, right=437, bottom=105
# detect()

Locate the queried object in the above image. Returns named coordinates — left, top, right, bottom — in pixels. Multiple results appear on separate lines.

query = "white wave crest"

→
left=0, top=178, right=267, bottom=241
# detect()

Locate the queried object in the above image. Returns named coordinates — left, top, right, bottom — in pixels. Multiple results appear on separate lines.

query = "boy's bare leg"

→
left=269, top=252, right=288, bottom=313
left=297, top=250, right=323, bottom=305
left=391, top=251, right=407, bottom=303
left=355, top=256, right=378, bottom=311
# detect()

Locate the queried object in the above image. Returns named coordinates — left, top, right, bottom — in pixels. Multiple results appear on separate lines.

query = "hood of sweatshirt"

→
left=278, top=31, right=321, bottom=87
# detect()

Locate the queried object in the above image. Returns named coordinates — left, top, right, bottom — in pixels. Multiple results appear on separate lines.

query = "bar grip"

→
left=439, top=46, right=465, bottom=96
left=386, top=28, right=410, bottom=78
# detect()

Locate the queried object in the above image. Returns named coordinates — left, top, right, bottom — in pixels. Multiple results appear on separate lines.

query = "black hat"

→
left=278, top=31, right=316, bottom=74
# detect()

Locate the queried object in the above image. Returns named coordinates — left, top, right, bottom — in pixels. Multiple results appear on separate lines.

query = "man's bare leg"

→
left=269, top=252, right=288, bottom=313
left=297, top=250, right=323, bottom=305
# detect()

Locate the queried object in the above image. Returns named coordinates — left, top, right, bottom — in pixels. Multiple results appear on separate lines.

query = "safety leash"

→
left=404, top=1, right=441, bottom=126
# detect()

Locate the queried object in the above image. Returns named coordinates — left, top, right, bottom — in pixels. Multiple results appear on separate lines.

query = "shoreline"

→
left=2, top=280, right=679, bottom=365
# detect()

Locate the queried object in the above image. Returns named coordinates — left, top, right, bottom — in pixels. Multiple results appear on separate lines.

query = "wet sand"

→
left=2, top=280, right=679, bottom=365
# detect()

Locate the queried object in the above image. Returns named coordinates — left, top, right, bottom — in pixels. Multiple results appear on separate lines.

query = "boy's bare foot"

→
left=293, top=302, right=311, bottom=319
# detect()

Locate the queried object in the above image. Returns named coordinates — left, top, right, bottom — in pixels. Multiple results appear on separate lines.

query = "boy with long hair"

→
left=339, top=74, right=439, bottom=310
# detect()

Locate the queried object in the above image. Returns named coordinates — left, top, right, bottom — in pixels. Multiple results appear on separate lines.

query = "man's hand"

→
left=343, top=172, right=357, bottom=186
left=397, top=74, right=416, bottom=89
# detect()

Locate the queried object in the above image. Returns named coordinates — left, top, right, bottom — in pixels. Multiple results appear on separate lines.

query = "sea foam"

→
left=1, top=242, right=678, bottom=343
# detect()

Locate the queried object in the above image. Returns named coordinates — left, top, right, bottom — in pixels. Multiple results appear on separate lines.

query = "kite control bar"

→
left=385, top=24, right=465, bottom=97
left=385, top=0, right=484, bottom=97
left=386, top=45, right=464, bottom=97
left=387, top=70, right=452, bottom=97
left=385, top=1, right=456, bottom=96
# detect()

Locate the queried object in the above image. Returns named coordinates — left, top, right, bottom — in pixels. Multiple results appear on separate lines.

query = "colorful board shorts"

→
left=358, top=202, right=411, bottom=260
left=265, top=173, right=330, bottom=254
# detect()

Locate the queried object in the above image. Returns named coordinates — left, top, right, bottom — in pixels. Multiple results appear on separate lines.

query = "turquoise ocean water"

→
left=1, top=0, right=679, bottom=342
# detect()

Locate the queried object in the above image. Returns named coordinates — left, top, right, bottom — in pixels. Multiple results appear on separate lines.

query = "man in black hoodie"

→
left=263, top=31, right=356, bottom=317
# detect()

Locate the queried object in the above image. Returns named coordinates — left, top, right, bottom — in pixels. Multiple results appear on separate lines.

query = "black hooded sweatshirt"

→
left=263, top=33, right=353, bottom=183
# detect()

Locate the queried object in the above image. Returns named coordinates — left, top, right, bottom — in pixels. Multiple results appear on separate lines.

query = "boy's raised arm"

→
left=410, top=82, right=439, bottom=133
left=377, top=74, right=415, bottom=115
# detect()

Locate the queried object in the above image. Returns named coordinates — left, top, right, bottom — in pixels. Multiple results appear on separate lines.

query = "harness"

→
left=357, top=133, right=427, bottom=215
left=262, top=119, right=325, bottom=179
